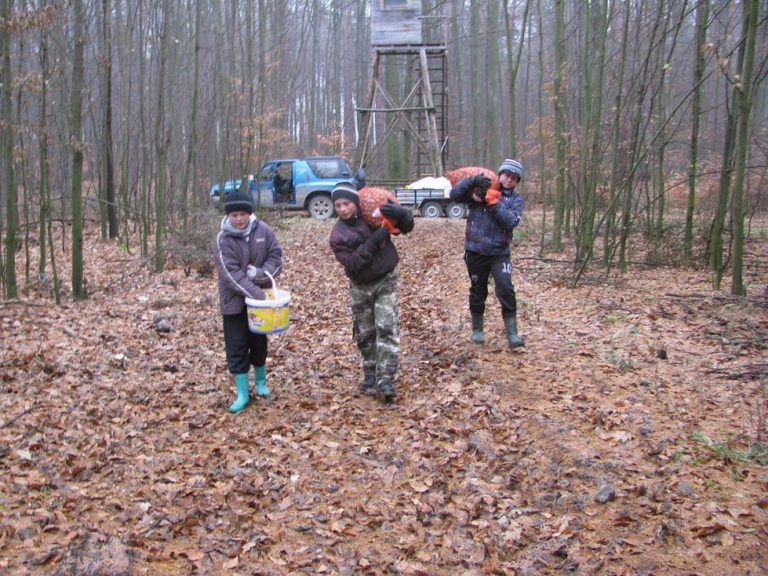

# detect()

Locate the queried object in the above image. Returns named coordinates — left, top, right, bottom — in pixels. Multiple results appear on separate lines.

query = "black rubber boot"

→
left=471, top=313, right=485, bottom=344
left=360, top=372, right=376, bottom=396
left=504, top=316, right=525, bottom=349
left=378, top=378, right=396, bottom=403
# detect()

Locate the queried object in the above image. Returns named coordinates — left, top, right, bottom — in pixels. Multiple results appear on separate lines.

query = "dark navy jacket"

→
left=449, top=177, right=523, bottom=256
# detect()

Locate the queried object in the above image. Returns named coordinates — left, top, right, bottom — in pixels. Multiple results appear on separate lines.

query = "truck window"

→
left=260, top=165, right=275, bottom=181
left=307, top=158, right=350, bottom=179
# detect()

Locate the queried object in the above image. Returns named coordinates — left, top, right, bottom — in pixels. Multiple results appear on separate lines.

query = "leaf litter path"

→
left=0, top=217, right=766, bottom=575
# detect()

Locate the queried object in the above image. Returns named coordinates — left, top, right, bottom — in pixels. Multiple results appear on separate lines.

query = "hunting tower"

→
left=355, top=1, right=447, bottom=180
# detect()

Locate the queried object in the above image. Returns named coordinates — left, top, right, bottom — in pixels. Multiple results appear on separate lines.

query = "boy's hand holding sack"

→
left=379, top=199, right=411, bottom=232
left=446, top=166, right=499, bottom=196
left=359, top=187, right=403, bottom=234
left=469, top=174, right=492, bottom=202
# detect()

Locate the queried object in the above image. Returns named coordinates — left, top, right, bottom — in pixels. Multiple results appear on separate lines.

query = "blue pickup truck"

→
left=210, top=156, right=353, bottom=219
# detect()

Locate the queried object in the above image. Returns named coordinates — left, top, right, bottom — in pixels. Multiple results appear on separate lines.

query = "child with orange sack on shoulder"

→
left=449, top=158, right=525, bottom=350
left=213, top=189, right=284, bottom=413
left=329, top=179, right=414, bottom=403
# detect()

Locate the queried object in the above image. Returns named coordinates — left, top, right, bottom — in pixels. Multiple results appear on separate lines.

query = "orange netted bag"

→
left=446, top=166, right=499, bottom=192
left=358, top=186, right=401, bottom=233
left=485, top=188, right=502, bottom=205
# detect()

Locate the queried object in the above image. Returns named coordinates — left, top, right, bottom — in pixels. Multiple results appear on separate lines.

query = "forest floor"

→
left=1, top=214, right=767, bottom=576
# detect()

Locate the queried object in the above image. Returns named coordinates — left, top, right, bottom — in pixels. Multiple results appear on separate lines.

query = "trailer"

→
left=394, top=188, right=466, bottom=219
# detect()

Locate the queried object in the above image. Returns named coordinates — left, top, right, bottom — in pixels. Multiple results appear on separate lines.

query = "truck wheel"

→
left=446, top=202, right=466, bottom=219
left=420, top=201, right=443, bottom=219
left=307, top=194, right=334, bottom=219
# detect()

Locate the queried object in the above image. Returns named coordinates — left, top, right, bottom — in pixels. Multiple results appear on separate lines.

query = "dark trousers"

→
left=464, top=250, right=517, bottom=318
left=223, top=310, right=268, bottom=374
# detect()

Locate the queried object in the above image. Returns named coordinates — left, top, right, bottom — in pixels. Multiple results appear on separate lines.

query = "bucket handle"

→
left=264, top=270, right=278, bottom=294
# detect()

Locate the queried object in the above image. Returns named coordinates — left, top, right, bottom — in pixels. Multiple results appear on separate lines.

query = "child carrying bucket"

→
left=213, top=189, right=284, bottom=413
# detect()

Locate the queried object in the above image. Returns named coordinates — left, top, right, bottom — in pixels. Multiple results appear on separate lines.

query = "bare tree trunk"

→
left=487, top=0, right=500, bottom=164
left=101, top=0, right=118, bottom=239
left=38, top=11, right=59, bottom=303
left=651, top=0, right=668, bottom=241
left=15, top=32, right=31, bottom=288
left=113, top=0, right=133, bottom=254
left=504, top=0, right=530, bottom=157
left=70, top=0, right=86, bottom=299
left=181, top=0, right=201, bottom=231
left=686, top=0, right=709, bottom=259
left=1, top=0, right=17, bottom=299
left=154, top=0, right=170, bottom=273
left=470, top=0, right=483, bottom=162
left=618, top=0, right=665, bottom=273
left=730, top=0, right=758, bottom=296
left=536, top=0, right=547, bottom=256
left=604, top=1, right=631, bottom=268
left=243, top=0, right=255, bottom=174
left=552, top=0, right=566, bottom=252
left=652, top=0, right=686, bottom=243
left=139, top=0, right=149, bottom=257
left=710, top=1, right=748, bottom=289
left=39, top=8, right=60, bottom=303
left=574, top=0, right=608, bottom=278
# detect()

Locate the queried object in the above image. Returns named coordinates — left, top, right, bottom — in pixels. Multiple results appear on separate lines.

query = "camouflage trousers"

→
left=349, top=270, right=400, bottom=382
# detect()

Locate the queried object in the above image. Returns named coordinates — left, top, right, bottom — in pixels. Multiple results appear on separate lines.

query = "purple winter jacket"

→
left=213, top=215, right=283, bottom=315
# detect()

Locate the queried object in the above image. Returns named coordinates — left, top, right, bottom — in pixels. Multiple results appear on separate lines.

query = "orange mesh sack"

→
left=358, top=186, right=401, bottom=233
left=446, top=166, right=500, bottom=193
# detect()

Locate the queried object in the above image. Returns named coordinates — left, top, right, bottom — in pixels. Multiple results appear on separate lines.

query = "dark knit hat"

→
left=498, top=158, right=524, bottom=181
left=331, top=181, right=360, bottom=205
left=224, top=189, right=254, bottom=214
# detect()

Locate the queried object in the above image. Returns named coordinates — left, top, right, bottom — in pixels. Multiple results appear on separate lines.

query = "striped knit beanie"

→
left=331, top=181, right=360, bottom=205
left=498, top=158, right=524, bottom=181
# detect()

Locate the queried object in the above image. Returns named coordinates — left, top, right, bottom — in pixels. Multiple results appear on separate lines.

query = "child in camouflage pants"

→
left=328, top=182, right=414, bottom=402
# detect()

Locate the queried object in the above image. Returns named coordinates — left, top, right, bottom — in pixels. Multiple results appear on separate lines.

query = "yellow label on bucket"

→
left=246, top=297, right=290, bottom=334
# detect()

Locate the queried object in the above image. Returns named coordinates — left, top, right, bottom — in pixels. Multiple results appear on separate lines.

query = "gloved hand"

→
left=382, top=217, right=400, bottom=234
left=366, top=226, right=390, bottom=249
left=247, top=265, right=262, bottom=281
left=469, top=174, right=492, bottom=202
left=470, top=174, right=492, bottom=192
left=485, top=188, right=502, bottom=205
left=379, top=199, right=408, bottom=224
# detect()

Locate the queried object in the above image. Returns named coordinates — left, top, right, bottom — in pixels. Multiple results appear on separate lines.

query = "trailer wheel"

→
left=446, top=202, right=466, bottom=219
left=420, top=201, right=443, bottom=219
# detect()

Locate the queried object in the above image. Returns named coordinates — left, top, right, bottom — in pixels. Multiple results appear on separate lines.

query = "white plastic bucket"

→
left=245, top=271, right=291, bottom=334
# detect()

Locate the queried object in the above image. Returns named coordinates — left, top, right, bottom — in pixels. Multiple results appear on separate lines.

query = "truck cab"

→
left=210, top=156, right=352, bottom=219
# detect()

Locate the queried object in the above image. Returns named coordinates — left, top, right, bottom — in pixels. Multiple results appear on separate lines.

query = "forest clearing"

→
left=1, top=214, right=766, bottom=575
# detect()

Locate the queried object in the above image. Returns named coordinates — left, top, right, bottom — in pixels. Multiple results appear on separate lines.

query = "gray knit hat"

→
left=498, top=158, right=524, bottom=181
left=224, top=189, right=254, bottom=214
left=331, top=181, right=360, bottom=205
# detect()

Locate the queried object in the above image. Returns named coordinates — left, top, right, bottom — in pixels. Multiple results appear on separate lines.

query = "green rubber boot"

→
left=228, top=373, right=250, bottom=413
left=504, top=316, right=525, bottom=349
left=471, top=313, right=485, bottom=344
left=254, top=365, right=271, bottom=397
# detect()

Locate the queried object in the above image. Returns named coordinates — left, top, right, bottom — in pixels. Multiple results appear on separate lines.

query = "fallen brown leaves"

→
left=1, top=216, right=766, bottom=575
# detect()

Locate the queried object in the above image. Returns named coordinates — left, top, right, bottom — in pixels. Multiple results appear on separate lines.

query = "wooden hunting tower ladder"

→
left=355, top=1, right=447, bottom=179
